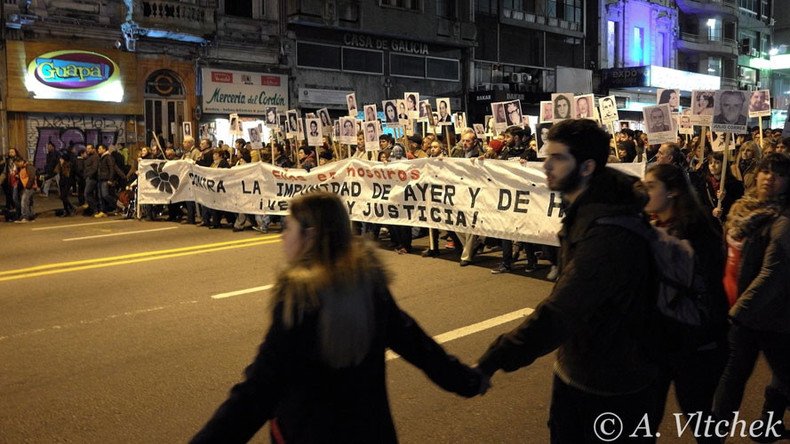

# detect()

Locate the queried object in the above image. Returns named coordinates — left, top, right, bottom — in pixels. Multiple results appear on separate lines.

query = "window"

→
left=656, top=32, right=666, bottom=67
left=426, top=57, right=460, bottom=81
left=633, top=27, right=645, bottom=65
left=391, top=54, right=425, bottom=78
left=707, top=18, right=721, bottom=42
left=380, top=0, right=421, bottom=11
left=475, top=0, right=498, bottom=15
left=607, top=20, right=620, bottom=68
left=342, top=48, right=384, bottom=74
left=707, top=56, right=721, bottom=76
left=225, top=0, right=253, bottom=18
left=437, top=0, right=457, bottom=19
left=297, top=42, right=341, bottom=70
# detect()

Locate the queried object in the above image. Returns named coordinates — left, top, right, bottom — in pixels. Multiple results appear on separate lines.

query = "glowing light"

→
left=769, top=47, right=779, bottom=56
left=707, top=18, right=716, bottom=27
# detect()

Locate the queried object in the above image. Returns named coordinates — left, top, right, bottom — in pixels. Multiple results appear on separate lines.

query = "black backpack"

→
left=597, top=215, right=710, bottom=360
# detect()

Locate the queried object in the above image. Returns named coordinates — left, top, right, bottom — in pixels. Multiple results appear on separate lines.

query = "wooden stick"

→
left=759, top=117, right=764, bottom=147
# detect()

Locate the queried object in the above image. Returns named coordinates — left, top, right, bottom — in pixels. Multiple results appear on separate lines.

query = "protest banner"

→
left=138, top=158, right=644, bottom=247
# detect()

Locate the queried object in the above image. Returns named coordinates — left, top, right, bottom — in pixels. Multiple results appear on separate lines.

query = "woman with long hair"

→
left=714, top=153, right=790, bottom=438
left=643, top=164, right=729, bottom=441
left=731, top=140, right=761, bottom=191
left=192, top=192, right=484, bottom=443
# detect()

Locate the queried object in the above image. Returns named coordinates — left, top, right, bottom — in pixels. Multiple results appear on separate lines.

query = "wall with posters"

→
left=24, top=114, right=130, bottom=169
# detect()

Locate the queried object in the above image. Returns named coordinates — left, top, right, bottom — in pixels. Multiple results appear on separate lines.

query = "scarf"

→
left=724, top=194, right=785, bottom=241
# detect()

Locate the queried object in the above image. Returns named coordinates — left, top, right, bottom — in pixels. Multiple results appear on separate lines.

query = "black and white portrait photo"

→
left=382, top=100, right=398, bottom=124
left=657, top=89, right=680, bottom=113
left=346, top=93, right=358, bottom=117
left=713, top=90, right=749, bottom=133
left=551, top=93, right=574, bottom=122
left=364, top=104, right=378, bottom=122
left=436, top=98, right=452, bottom=124
left=265, top=107, right=278, bottom=126
left=405, top=92, right=420, bottom=119
left=306, top=117, right=322, bottom=146
left=599, top=96, right=619, bottom=123
left=749, top=90, right=771, bottom=116
left=642, top=103, right=676, bottom=144
left=574, top=95, right=594, bottom=119
left=286, top=110, right=299, bottom=134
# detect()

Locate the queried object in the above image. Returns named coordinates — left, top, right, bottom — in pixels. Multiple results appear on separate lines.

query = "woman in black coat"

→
left=192, top=192, right=484, bottom=443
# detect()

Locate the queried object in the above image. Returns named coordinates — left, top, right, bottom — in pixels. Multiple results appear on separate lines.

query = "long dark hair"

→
left=647, top=163, right=719, bottom=239
left=277, top=192, right=379, bottom=367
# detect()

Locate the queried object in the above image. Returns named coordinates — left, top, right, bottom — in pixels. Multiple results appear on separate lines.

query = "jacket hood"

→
left=565, top=166, right=648, bottom=241
left=274, top=240, right=390, bottom=321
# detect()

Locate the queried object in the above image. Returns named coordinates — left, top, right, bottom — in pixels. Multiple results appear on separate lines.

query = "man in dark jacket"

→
left=477, top=119, right=661, bottom=443
left=95, top=144, right=126, bottom=217
left=83, top=144, right=99, bottom=216
left=41, top=142, right=59, bottom=197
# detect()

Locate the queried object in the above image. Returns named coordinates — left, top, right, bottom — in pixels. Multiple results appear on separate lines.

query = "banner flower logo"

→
left=145, top=162, right=180, bottom=194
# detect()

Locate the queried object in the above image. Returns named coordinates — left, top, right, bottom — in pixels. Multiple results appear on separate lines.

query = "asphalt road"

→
left=0, top=197, right=777, bottom=443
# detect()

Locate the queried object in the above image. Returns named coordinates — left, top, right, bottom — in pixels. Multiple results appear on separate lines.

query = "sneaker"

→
left=491, top=263, right=512, bottom=274
left=459, top=260, right=471, bottom=267
left=94, top=211, right=107, bottom=218
left=14, top=218, right=30, bottom=223
left=546, top=265, right=559, bottom=281
left=524, top=262, right=537, bottom=273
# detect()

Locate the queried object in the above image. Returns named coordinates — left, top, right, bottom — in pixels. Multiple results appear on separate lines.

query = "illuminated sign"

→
left=25, top=50, right=124, bottom=102
left=201, top=68, right=288, bottom=115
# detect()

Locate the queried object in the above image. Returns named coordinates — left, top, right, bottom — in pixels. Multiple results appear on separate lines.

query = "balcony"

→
left=131, top=0, right=217, bottom=38
left=675, top=0, right=737, bottom=20
left=677, top=32, right=738, bottom=58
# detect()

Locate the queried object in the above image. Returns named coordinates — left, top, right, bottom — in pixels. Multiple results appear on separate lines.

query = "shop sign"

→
left=202, top=68, right=288, bottom=115
left=343, top=33, right=429, bottom=55
left=601, top=66, right=648, bottom=88
left=25, top=50, right=123, bottom=101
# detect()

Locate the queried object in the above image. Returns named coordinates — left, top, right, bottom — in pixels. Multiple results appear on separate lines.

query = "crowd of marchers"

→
left=186, top=119, right=790, bottom=443
left=2, top=119, right=789, bottom=442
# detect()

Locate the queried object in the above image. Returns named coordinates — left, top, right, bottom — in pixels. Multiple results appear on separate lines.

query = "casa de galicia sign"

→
left=343, top=33, right=429, bottom=55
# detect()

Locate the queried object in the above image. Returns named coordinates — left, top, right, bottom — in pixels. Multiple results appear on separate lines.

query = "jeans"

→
left=713, top=324, right=790, bottom=421
left=20, top=188, right=35, bottom=220
left=59, top=176, right=74, bottom=213
left=549, top=375, right=662, bottom=443
left=84, top=178, right=98, bottom=213
left=98, top=180, right=115, bottom=213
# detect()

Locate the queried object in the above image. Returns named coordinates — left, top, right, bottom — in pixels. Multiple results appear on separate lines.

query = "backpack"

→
left=597, top=215, right=710, bottom=359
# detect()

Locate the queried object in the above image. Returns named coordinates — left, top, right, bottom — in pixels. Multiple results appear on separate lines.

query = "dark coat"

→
left=192, top=245, right=480, bottom=443
left=97, top=153, right=124, bottom=181
left=731, top=208, right=790, bottom=333
left=83, top=152, right=99, bottom=180
left=478, top=167, right=660, bottom=394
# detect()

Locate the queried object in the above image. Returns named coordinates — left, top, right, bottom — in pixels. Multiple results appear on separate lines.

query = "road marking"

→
left=63, top=226, right=179, bottom=241
left=0, top=236, right=280, bottom=277
left=0, top=237, right=281, bottom=282
left=31, top=220, right=130, bottom=231
left=386, top=307, right=535, bottom=361
left=211, top=284, right=275, bottom=299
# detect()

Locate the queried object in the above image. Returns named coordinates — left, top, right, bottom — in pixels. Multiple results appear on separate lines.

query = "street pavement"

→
left=0, top=195, right=777, bottom=443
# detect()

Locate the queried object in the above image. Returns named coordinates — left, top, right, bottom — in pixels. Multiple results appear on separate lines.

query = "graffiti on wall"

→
left=26, top=114, right=127, bottom=169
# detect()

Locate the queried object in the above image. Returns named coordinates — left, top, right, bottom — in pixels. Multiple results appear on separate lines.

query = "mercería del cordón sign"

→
left=27, top=50, right=119, bottom=91
left=343, top=33, right=429, bottom=55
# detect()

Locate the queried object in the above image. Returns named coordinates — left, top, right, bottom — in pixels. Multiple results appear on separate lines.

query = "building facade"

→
left=284, top=0, right=475, bottom=121
left=0, top=0, right=282, bottom=166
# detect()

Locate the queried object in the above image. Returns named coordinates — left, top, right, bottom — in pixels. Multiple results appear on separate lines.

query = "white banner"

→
left=201, top=69, right=288, bottom=115
left=138, top=159, right=645, bottom=247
